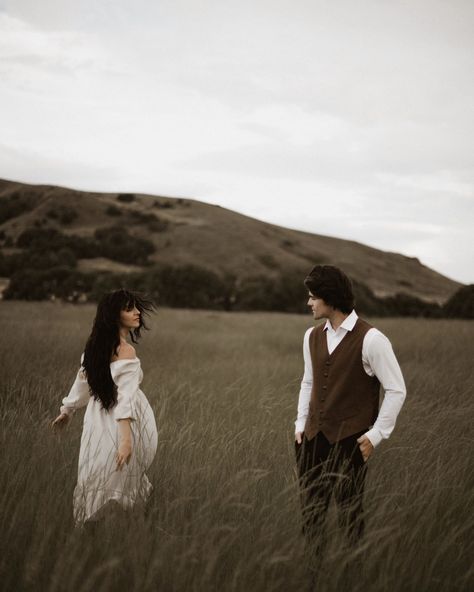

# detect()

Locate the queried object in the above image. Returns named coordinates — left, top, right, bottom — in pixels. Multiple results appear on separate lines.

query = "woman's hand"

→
left=51, top=413, right=70, bottom=429
left=116, top=418, right=133, bottom=470
left=116, top=438, right=132, bottom=471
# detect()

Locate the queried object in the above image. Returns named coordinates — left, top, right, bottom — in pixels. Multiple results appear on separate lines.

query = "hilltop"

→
left=0, top=178, right=460, bottom=305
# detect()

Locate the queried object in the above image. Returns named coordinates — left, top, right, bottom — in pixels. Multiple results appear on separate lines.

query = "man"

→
left=295, top=265, right=406, bottom=546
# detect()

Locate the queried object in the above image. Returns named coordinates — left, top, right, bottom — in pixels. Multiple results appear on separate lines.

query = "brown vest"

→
left=304, top=318, right=380, bottom=444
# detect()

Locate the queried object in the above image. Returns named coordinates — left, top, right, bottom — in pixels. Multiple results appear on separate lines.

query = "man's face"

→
left=307, top=292, right=333, bottom=320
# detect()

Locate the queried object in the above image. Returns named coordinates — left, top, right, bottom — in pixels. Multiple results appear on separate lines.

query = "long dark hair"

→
left=83, top=289, right=155, bottom=410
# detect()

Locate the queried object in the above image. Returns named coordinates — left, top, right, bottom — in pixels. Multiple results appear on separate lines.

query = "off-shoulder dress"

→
left=59, top=356, right=158, bottom=524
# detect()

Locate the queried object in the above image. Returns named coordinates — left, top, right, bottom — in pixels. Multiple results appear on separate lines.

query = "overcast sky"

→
left=1, top=0, right=473, bottom=283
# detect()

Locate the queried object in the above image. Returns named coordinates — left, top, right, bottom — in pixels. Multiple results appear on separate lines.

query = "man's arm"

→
left=362, top=329, right=407, bottom=448
left=295, top=328, right=314, bottom=437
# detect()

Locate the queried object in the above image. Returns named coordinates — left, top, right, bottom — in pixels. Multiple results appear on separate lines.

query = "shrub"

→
left=16, top=228, right=97, bottom=258
left=0, top=251, right=8, bottom=276
left=46, top=206, right=78, bottom=225
left=60, top=207, right=78, bottom=225
left=383, top=293, right=442, bottom=318
left=274, top=271, right=310, bottom=313
left=88, top=272, right=141, bottom=302
left=147, top=219, right=168, bottom=233
left=258, top=254, right=279, bottom=270
left=0, top=191, right=38, bottom=224
left=352, top=280, right=389, bottom=316
left=3, top=267, right=93, bottom=301
left=138, top=264, right=227, bottom=309
left=234, top=276, right=283, bottom=312
left=17, top=228, right=63, bottom=249
left=106, top=205, right=122, bottom=217
left=153, top=200, right=174, bottom=209
left=0, top=248, right=77, bottom=276
left=16, top=225, right=155, bottom=266
left=128, top=211, right=168, bottom=232
left=443, top=285, right=474, bottom=319
left=94, top=226, right=155, bottom=265
left=234, top=272, right=308, bottom=313
left=117, top=193, right=135, bottom=203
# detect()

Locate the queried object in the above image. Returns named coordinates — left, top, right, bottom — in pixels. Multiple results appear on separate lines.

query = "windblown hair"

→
left=82, top=289, right=155, bottom=410
left=304, top=265, right=355, bottom=313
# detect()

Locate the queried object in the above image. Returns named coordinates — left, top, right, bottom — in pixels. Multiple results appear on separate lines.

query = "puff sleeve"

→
left=111, top=359, right=141, bottom=421
left=60, top=355, right=90, bottom=416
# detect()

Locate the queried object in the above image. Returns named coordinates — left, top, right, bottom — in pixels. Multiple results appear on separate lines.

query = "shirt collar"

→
left=324, top=309, right=358, bottom=332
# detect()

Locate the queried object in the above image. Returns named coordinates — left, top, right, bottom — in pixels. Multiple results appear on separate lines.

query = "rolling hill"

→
left=0, top=178, right=461, bottom=304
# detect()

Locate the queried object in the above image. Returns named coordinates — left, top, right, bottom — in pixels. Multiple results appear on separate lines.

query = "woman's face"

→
left=119, top=305, right=141, bottom=330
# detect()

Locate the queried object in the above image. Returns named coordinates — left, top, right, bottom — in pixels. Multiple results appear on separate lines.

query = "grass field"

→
left=0, top=302, right=472, bottom=592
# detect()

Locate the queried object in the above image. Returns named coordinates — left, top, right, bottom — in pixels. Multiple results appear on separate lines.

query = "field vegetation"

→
left=0, top=302, right=472, bottom=591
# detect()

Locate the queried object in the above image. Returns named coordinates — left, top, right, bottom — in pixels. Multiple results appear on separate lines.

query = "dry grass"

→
left=0, top=302, right=472, bottom=592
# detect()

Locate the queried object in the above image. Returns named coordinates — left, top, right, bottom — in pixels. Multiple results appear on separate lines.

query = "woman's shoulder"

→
left=110, top=351, right=141, bottom=380
left=110, top=345, right=140, bottom=376
left=111, top=342, right=137, bottom=363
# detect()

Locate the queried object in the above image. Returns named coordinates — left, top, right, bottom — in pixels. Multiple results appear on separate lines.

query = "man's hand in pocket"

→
left=356, top=435, right=374, bottom=462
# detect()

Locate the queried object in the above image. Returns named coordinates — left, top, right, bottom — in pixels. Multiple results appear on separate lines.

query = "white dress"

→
left=60, top=356, right=158, bottom=525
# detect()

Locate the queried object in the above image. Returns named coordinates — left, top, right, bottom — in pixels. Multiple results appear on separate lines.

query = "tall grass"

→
left=0, top=302, right=472, bottom=592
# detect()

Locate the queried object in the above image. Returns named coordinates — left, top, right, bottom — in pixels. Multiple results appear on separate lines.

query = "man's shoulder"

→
left=363, top=326, right=392, bottom=350
left=304, top=322, right=326, bottom=338
left=303, top=326, right=314, bottom=344
left=303, top=323, right=328, bottom=351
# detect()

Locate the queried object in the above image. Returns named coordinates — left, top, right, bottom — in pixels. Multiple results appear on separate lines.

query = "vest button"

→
left=323, top=372, right=328, bottom=377
left=321, top=397, right=325, bottom=402
left=322, top=385, right=327, bottom=390
left=325, top=361, right=331, bottom=366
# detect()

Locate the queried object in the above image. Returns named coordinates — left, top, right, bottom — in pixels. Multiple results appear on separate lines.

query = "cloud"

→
left=0, top=1, right=473, bottom=283
left=0, top=143, right=121, bottom=189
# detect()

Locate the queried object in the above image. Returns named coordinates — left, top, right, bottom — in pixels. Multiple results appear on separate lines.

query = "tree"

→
left=94, top=226, right=155, bottom=265
left=443, top=285, right=474, bottom=319
left=4, top=267, right=92, bottom=301
left=117, top=193, right=135, bottom=203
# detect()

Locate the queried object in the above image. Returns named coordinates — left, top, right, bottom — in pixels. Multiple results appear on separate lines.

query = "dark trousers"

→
left=295, top=430, right=368, bottom=547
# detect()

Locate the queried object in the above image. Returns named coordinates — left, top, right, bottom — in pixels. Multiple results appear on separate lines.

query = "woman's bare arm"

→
left=116, top=418, right=132, bottom=470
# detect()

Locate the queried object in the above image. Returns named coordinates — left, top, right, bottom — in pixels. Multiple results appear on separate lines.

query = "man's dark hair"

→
left=304, top=265, right=355, bottom=313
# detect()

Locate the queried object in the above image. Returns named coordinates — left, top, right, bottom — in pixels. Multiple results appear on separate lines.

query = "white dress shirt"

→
left=295, top=310, right=406, bottom=447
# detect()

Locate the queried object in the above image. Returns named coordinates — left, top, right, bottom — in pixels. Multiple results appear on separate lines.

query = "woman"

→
left=51, top=289, right=158, bottom=525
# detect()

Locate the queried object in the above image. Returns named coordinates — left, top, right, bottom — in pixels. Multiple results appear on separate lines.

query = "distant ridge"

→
left=0, top=178, right=460, bottom=304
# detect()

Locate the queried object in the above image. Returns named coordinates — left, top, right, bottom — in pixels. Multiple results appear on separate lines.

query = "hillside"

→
left=0, top=178, right=461, bottom=304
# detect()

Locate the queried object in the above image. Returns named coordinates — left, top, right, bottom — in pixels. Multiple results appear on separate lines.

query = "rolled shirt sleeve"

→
left=60, top=356, right=90, bottom=416
left=295, top=328, right=314, bottom=434
left=111, top=359, right=141, bottom=421
left=362, top=330, right=407, bottom=447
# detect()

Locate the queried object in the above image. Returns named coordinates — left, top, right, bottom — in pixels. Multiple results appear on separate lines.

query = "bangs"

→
left=116, top=289, right=136, bottom=311
left=123, top=296, right=136, bottom=311
left=105, top=288, right=155, bottom=318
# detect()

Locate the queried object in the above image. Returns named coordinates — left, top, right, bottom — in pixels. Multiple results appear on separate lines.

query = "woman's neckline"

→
left=110, top=357, right=139, bottom=365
